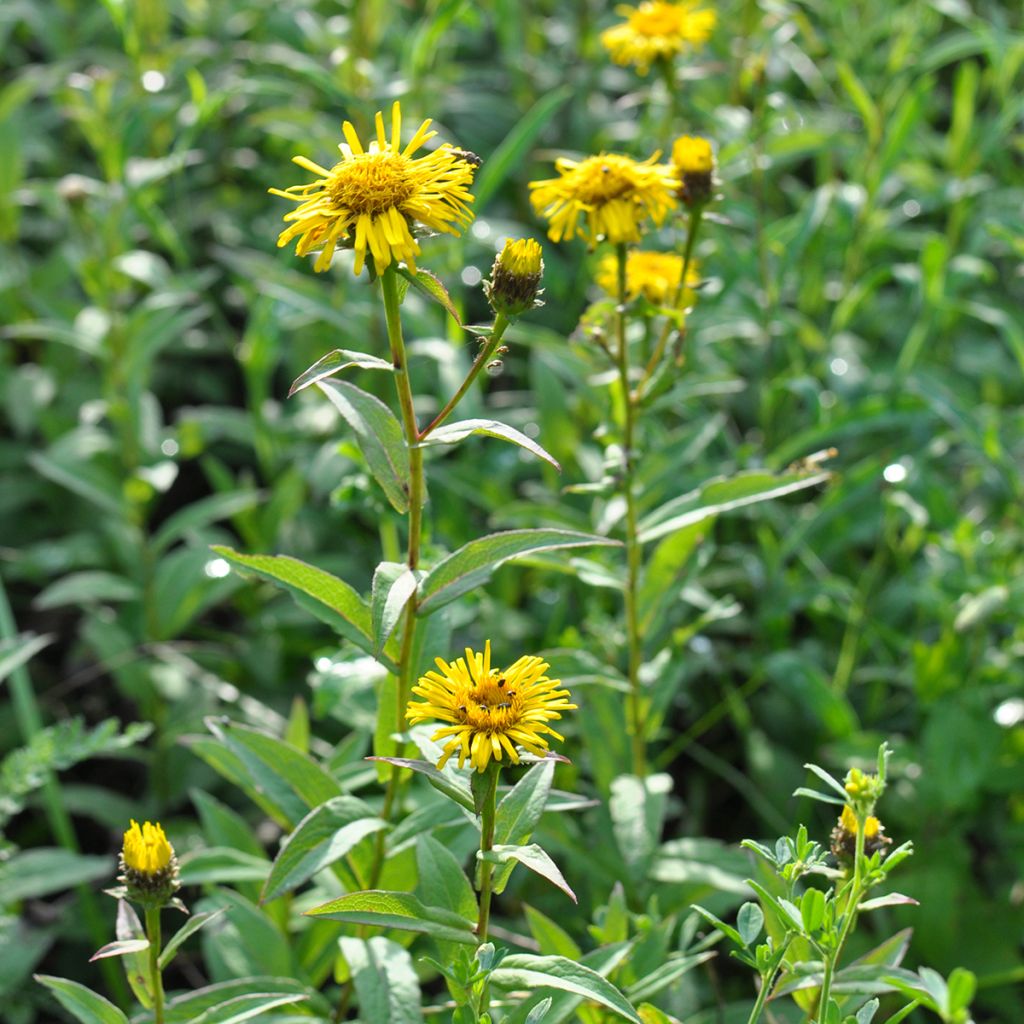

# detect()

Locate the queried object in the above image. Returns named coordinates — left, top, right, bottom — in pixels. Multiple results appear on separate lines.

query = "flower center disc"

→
left=458, top=673, right=520, bottom=731
left=573, top=157, right=640, bottom=205
left=328, top=150, right=416, bottom=215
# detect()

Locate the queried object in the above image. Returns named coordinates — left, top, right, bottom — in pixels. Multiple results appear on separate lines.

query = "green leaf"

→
left=946, top=967, right=976, bottom=1013
left=262, top=796, right=386, bottom=902
left=210, top=547, right=392, bottom=669
left=637, top=469, right=831, bottom=544
left=205, top=718, right=343, bottom=827
left=184, top=993, right=310, bottom=1024
left=418, top=530, right=618, bottom=615
left=396, top=266, right=461, bottom=325
left=0, top=632, right=52, bottom=684
left=161, top=977, right=315, bottom=1024
left=473, top=86, right=572, bottom=211
left=800, top=888, right=826, bottom=933
left=33, top=572, right=139, bottom=610
left=608, top=773, right=672, bottom=880
left=692, top=905, right=743, bottom=947
left=317, top=379, right=411, bottom=513
left=491, top=954, right=642, bottom=1024
left=151, top=490, right=263, bottom=554
left=177, top=847, right=271, bottom=885
left=492, top=760, right=554, bottom=892
left=523, top=904, right=582, bottom=960
left=89, top=939, right=149, bottom=962
left=34, top=976, right=129, bottom=1024
left=159, top=909, right=227, bottom=969
left=482, top=844, right=576, bottom=901
left=288, top=348, right=395, bottom=396
left=371, top=562, right=419, bottom=657
left=419, top=419, right=561, bottom=470
left=625, top=951, right=716, bottom=1004
left=737, top=902, right=764, bottom=947
left=338, top=936, right=424, bottom=1024
left=368, top=756, right=475, bottom=812
left=114, top=900, right=152, bottom=1008
left=305, top=890, right=478, bottom=945
left=415, top=835, right=477, bottom=921
left=0, top=849, right=111, bottom=902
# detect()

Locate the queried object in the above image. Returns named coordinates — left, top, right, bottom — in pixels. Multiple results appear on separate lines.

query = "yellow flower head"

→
left=672, top=135, right=714, bottom=175
left=601, top=1, right=717, bottom=74
left=530, top=153, right=678, bottom=247
left=596, top=249, right=701, bottom=306
left=270, top=101, right=477, bottom=275
left=839, top=804, right=881, bottom=838
left=122, top=819, right=173, bottom=875
left=406, top=641, right=576, bottom=773
left=498, top=238, right=543, bottom=278
left=486, top=238, right=545, bottom=317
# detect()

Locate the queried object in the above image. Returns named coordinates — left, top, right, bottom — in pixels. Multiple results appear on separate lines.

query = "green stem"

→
left=419, top=314, right=510, bottom=440
left=144, top=906, right=165, bottom=1024
left=635, top=204, right=704, bottom=402
left=746, top=936, right=791, bottom=1024
left=0, top=579, right=130, bottom=1007
left=476, top=765, right=500, bottom=943
left=367, top=267, right=427, bottom=890
left=614, top=243, right=646, bottom=779
left=817, top=816, right=867, bottom=1020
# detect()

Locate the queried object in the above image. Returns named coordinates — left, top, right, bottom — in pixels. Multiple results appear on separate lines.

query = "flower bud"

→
left=485, top=238, right=544, bottom=317
left=119, top=819, right=180, bottom=908
left=830, top=805, right=892, bottom=863
left=671, top=135, right=715, bottom=207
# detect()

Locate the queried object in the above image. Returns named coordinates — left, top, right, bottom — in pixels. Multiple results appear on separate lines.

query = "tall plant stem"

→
left=419, top=314, right=510, bottom=440
left=475, top=765, right=500, bottom=943
left=144, top=906, right=165, bottom=1024
left=635, top=204, right=704, bottom=402
left=614, top=243, right=646, bottom=778
left=368, top=266, right=426, bottom=888
left=816, top=817, right=866, bottom=1020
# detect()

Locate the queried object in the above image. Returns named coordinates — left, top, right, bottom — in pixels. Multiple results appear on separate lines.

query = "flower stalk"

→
left=475, top=763, right=501, bottom=942
left=368, top=265, right=426, bottom=885
left=614, top=242, right=647, bottom=778
left=420, top=313, right=510, bottom=440
left=144, top=905, right=165, bottom=1024
left=635, top=201, right=704, bottom=401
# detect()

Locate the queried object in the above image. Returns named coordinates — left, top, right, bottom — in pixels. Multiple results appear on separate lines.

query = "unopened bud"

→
left=119, top=819, right=180, bottom=908
left=671, top=135, right=715, bottom=207
left=485, top=238, right=544, bottom=317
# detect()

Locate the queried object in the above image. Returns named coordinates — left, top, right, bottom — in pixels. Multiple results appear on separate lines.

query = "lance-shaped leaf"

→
left=34, top=976, right=129, bottom=1024
left=209, top=547, right=395, bottom=671
left=417, top=529, right=619, bottom=615
left=262, top=796, right=386, bottom=902
left=289, top=348, right=394, bottom=396
left=368, top=757, right=475, bottom=813
left=317, top=379, right=411, bottom=513
left=419, top=419, right=561, bottom=470
left=638, top=468, right=831, bottom=544
left=338, top=936, right=424, bottom=1024
left=159, top=910, right=227, bottom=969
left=490, top=955, right=642, bottom=1024
left=397, top=266, right=461, bottom=325
left=305, top=891, right=478, bottom=945
left=490, top=760, right=554, bottom=892
left=89, top=939, right=150, bottom=962
left=481, top=844, right=576, bottom=902
left=371, top=562, right=420, bottom=656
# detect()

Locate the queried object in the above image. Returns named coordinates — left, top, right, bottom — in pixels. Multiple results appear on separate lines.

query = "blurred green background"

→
left=2, top=0, right=1023, bottom=1020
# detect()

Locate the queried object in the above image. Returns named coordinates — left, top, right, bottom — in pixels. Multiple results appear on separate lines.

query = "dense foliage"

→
left=2, top=0, right=1022, bottom=1022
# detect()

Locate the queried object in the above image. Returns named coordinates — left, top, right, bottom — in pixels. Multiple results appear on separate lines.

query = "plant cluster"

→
left=2, top=0, right=1022, bottom=1023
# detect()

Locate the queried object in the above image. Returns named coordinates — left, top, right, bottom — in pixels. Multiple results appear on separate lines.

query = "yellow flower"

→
left=486, top=238, right=545, bottom=316
left=596, top=249, right=701, bottom=306
left=269, top=101, right=477, bottom=275
left=406, top=641, right=576, bottom=773
left=672, top=135, right=714, bottom=175
left=601, top=1, right=717, bottom=74
left=530, top=153, right=678, bottom=247
left=839, top=804, right=881, bottom=838
left=122, top=819, right=173, bottom=874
